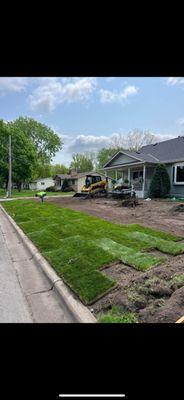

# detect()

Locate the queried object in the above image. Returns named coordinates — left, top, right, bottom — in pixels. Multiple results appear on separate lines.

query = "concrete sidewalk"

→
left=0, top=207, right=74, bottom=322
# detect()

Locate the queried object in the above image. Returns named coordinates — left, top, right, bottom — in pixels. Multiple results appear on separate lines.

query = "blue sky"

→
left=0, top=76, right=184, bottom=165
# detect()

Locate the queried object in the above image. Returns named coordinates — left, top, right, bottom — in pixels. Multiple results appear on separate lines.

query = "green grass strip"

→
left=94, top=238, right=166, bottom=271
left=98, top=306, right=138, bottom=323
left=43, top=236, right=116, bottom=304
left=123, top=223, right=183, bottom=242
left=2, top=200, right=179, bottom=303
left=126, top=231, right=184, bottom=255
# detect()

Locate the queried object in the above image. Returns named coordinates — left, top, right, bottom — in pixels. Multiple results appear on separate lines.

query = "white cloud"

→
left=28, top=77, right=97, bottom=112
left=66, top=131, right=179, bottom=154
left=68, top=134, right=111, bottom=152
left=0, top=77, right=28, bottom=92
left=166, top=77, right=184, bottom=86
left=153, top=133, right=178, bottom=141
left=99, top=85, right=139, bottom=103
left=176, top=117, right=184, bottom=126
left=53, top=130, right=180, bottom=165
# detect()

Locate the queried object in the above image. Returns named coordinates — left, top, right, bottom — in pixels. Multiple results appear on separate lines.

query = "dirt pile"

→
left=92, top=258, right=184, bottom=323
left=170, top=203, right=184, bottom=214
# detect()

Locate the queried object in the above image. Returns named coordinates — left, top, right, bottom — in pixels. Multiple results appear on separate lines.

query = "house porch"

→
left=104, top=163, right=155, bottom=198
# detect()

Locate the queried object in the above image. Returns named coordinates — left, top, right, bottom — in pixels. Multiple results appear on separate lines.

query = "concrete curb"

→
left=0, top=205, right=96, bottom=323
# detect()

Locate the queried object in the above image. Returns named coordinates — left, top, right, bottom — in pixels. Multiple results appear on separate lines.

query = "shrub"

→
left=46, top=186, right=57, bottom=192
left=61, top=178, right=69, bottom=192
left=149, top=164, right=171, bottom=198
left=62, top=186, right=74, bottom=192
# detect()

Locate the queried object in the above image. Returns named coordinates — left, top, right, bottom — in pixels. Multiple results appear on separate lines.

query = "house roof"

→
left=54, top=171, right=106, bottom=180
left=104, top=136, right=184, bottom=168
left=119, top=149, right=160, bottom=163
left=103, top=150, right=159, bottom=168
left=140, top=136, right=184, bottom=163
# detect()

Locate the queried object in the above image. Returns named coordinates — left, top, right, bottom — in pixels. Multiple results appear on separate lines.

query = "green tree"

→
left=0, top=120, right=9, bottom=187
left=0, top=120, right=37, bottom=190
left=149, top=164, right=171, bottom=198
left=70, top=153, right=94, bottom=172
left=32, top=163, right=52, bottom=180
left=97, top=147, right=122, bottom=168
left=32, top=163, right=68, bottom=180
left=51, top=163, right=68, bottom=176
left=12, top=116, right=63, bottom=164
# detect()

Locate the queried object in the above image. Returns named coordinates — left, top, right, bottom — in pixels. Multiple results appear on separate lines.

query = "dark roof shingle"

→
left=140, top=136, right=184, bottom=162
left=104, top=136, right=184, bottom=168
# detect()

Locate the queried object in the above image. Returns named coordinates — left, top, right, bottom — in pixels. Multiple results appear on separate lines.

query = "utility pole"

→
left=8, top=134, right=12, bottom=198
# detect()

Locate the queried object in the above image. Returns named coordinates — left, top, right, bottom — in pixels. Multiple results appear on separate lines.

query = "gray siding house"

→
left=103, top=136, right=184, bottom=198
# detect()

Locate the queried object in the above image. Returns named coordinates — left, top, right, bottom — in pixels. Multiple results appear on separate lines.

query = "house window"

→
left=172, top=166, right=175, bottom=182
left=71, top=179, right=75, bottom=185
left=174, top=164, right=184, bottom=184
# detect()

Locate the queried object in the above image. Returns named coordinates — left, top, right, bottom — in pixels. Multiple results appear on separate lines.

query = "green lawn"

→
left=0, top=189, right=74, bottom=198
left=98, top=306, right=138, bottom=323
left=2, top=200, right=184, bottom=305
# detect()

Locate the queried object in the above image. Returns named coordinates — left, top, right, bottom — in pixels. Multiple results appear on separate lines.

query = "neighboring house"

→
left=29, top=178, right=55, bottom=191
left=54, top=170, right=106, bottom=192
left=103, top=136, right=184, bottom=198
left=2, top=182, right=29, bottom=190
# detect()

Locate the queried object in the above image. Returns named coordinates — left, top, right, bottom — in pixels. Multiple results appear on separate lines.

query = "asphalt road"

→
left=0, top=206, right=74, bottom=323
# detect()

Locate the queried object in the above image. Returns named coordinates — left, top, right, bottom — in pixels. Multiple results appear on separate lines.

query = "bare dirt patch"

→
left=48, top=196, right=184, bottom=322
left=48, top=196, right=184, bottom=236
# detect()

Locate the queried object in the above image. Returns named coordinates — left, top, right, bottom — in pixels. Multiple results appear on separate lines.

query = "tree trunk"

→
left=17, top=182, right=22, bottom=192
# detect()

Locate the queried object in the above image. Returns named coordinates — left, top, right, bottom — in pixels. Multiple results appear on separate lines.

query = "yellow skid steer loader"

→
left=73, top=174, right=108, bottom=199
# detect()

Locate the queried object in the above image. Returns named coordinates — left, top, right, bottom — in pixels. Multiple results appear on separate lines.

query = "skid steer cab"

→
left=73, top=174, right=108, bottom=198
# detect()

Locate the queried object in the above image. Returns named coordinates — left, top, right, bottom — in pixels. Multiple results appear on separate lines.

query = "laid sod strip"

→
left=123, top=223, right=183, bottom=242
left=2, top=200, right=180, bottom=303
left=123, top=231, right=184, bottom=255
left=3, top=200, right=182, bottom=242
left=98, top=306, right=138, bottom=323
left=28, top=230, right=59, bottom=252
left=43, top=236, right=116, bottom=304
left=94, top=238, right=166, bottom=271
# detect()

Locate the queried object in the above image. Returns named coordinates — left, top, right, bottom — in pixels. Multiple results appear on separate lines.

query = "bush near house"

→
left=61, top=178, right=69, bottom=192
left=46, top=186, right=58, bottom=192
left=149, top=164, right=171, bottom=198
left=62, top=187, right=74, bottom=192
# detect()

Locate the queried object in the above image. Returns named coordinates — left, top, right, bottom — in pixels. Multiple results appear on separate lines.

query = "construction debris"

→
left=121, top=192, right=139, bottom=208
left=170, top=204, right=184, bottom=214
left=176, top=316, right=184, bottom=323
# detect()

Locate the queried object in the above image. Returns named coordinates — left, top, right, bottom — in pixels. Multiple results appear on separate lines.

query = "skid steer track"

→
left=73, top=192, right=90, bottom=199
